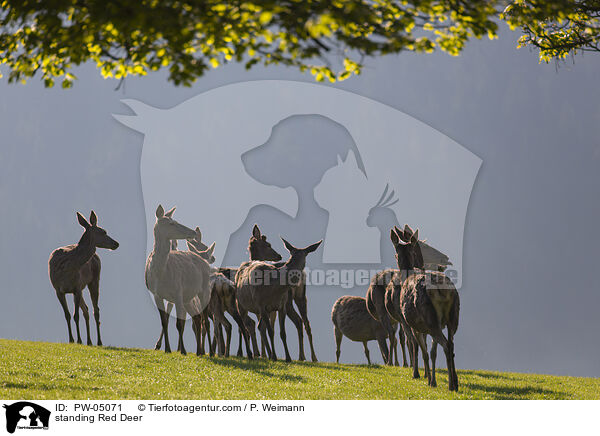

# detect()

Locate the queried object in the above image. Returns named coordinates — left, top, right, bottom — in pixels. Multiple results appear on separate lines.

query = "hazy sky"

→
left=1, top=27, right=599, bottom=377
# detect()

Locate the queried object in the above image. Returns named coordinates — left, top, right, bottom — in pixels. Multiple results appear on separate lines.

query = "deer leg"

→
left=73, top=290, right=83, bottom=344
left=398, top=326, right=409, bottom=367
left=400, top=320, right=420, bottom=378
left=192, top=314, right=204, bottom=356
left=295, top=292, right=318, bottom=362
left=449, top=331, right=458, bottom=391
left=213, top=312, right=231, bottom=357
left=211, top=316, right=223, bottom=356
left=155, top=301, right=173, bottom=350
left=375, top=331, right=390, bottom=364
left=230, top=308, right=253, bottom=359
left=334, top=325, right=343, bottom=364
left=223, top=318, right=232, bottom=357
left=286, top=303, right=305, bottom=361
left=236, top=330, right=244, bottom=357
left=87, top=279, right=102, bottom=346
left=429, top=329, right=454, bottom=390
left=175, top=305, right=187, bottom=356
left=154, top=295, right=171, bottom=353
left=198, top=314, right=206, bottom=355
left=278, top=307, right=292, bottom=362
left=430, top=340, right=438, bottom=388
left=78, top=294, right=92, bottom=346
left=56, top=291, right=74, bottom=343
left=257, top=316, right=273, bottom=359
left=266, top=313, right=278, bottom=360
left=243, top=314, right=260, bottom=357
left=438, top=328, right=458, bottom=392
left=203, top=311, right=215, bottom=357
left=213, top=323, right=223, bottom=357
left=420, top=334, right=430, bottom=380
left=262, top=313, right=276, bottom=358
left=392, top=328, right=400, bottom=367
left=362, top=341, right=372, bottom=365
left=374, top=300, right=396, bottom=365
left=415, top=333, right=431, bottom=386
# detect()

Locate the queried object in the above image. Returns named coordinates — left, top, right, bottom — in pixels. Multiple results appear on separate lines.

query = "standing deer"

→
left=145, top=205, right=212, bottom=356
left=245, top=225, right=319, bottom=361
left=219, top=224, right=283, bottom=358
left=154, top=227, right=215, bottom=352
left=48, top=211, right=119, bottom=345
left=235, top=238, right=322, bottom=361
left=186, top=241, right=254, bottom=358
left=331, top=295, right=395, bottom=365
left=385, top=226, right=460, bottom=391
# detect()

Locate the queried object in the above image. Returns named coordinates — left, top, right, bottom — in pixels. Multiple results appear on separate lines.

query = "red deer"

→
left=145, top=205, right=212, bottom=356
left=385, top=226, right=460, bottom=391
left=233, top=225, right=318, bottom=361
left=332, top=295, right=394, bottom=364
left=187, top=242, right=253, bottom=358
left=235, top=238, right=321, bottom=361
left=48, top=211, right=119, bottom=345
left=154, top=227, right=216, bottom=352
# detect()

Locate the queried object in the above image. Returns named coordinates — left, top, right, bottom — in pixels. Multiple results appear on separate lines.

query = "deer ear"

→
left=390, top=228, right=399, bottom=245
left=195, top=227, right=202, bottom=241
left=411, top=229, right=419, bottom=244
left=252, top=224, right=261, bottom=239
left=205, top=242, right=216, bottom=257
left=391, top=228, right=408, bottom=246
left=281, top=237, right=296, bottom=253
left=304, top=240, right=323, bottom=254
left=186, top=240, right=200, bottom=254
left=77, top=212, right=90, bottom=229
left=89, top=210, right=97, bottom=227
left=156, top=205, right=164, bottom=218
left=165, top=206, right=176, bottom=218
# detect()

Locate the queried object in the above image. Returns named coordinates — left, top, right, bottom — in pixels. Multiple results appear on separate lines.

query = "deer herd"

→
left=48, top=207, right=460, bottom=391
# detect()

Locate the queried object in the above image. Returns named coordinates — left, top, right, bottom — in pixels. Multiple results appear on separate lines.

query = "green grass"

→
left=0, top=339, right=598, bottom=400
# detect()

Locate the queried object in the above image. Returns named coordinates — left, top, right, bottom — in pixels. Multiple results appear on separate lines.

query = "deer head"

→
left=77, top=211, right=119, bottom=250
left=366, top=184, right=399, bottom=228
left=280, top=237, right=322, bottom=271
left=249, top=224, right=282, bottom=261
left=186, top=240, right=216, bottom=264
left=390, top=225, right=424, bottom=271
left=187, top=227, right=216, bottom=263
left=154, top=205, right=196, bottom=241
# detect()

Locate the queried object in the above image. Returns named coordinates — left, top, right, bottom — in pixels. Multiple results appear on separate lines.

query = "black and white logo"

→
left=3, top=402, right=50, bottom=434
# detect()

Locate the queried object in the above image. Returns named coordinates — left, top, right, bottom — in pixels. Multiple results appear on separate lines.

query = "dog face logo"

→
left=3, top=402, right=50, bottom=433
left=114, top=80, right=481, bottom=290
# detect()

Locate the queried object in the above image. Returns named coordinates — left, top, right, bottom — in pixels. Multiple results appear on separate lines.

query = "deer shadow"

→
left=207, top=357, right=306, bottom=382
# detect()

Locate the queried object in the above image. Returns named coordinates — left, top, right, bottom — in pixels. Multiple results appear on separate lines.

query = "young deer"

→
left=48, top=211, right=119, bottom=345
left=331, top=295, right=395, bottom=365
left=145, top=205, right=212, bottom=356
left=235, top=238, right=322, bottom=361
left=385, top=226, right=460, bottom=391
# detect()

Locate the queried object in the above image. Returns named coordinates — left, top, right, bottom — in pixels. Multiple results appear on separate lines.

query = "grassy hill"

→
left=0, top=339, right=598, bottom=400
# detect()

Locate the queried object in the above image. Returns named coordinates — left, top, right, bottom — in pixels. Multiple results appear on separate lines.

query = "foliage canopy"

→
left=0, top=1, right=599, bottom=88
left=0, top=0, right=499, bottom=87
